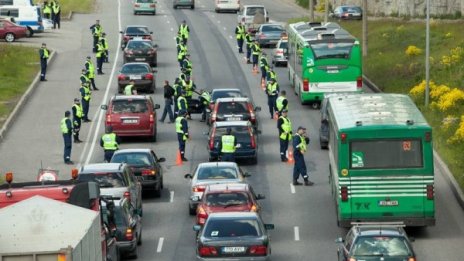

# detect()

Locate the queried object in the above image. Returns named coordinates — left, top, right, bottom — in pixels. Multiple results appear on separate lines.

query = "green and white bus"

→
left=287, top=22, right=363, bottom=108
left=327, top=93, right=435, bottom=227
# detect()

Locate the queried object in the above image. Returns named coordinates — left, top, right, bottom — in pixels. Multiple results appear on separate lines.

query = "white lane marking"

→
left=223, top=27, right=226, bottom=31
left=167, top=20, right=170, bottom=24
left=201, top=5, right=205, bottom=8
left=157, top=237, right=164, bottom=253
left=294, top=226, right=300, bottom=241
left=228, top=35, right=232, bottom=39
left=212, top=14, right=215, bottom=18
left=83, top=0, right=122, bottom=165
left=170, top=190, right=174, bottom=202
left=171, top=28, right=174, bottom=32
left=290, top=183, right=295, bottom=194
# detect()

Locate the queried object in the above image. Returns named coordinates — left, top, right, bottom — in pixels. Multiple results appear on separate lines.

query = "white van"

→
left=0, top=0, right=34, bottom=6
left=0, top=5, right=43, bottom=36
left=215, top=0, right=240, bottom=13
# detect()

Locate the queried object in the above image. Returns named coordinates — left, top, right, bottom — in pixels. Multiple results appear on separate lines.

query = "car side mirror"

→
left=101, top=105, right=108, bottom=110
left=243, top=172, right=251, bottom=177
left=184, top=173, right=192, bottom=179
left=158, top=157, right=166, bottom=162
left=193, top=225, right=201, bottom=231
left=264, top=224, right=274, bottom=230
left=335, top=237, right=344, bottom=244
left=154, top=104, right=161, bottom=109
left=190, top=195, right=200, bottom=202
left=256, top=194, right=265, bottom=200
left=254, top=106, right=261, bottom=112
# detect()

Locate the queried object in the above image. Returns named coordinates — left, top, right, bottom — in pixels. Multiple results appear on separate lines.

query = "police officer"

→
left=39, top=43, right=50, bottom=81
left=80, top=68, right=90, bottom=87
left=72, top=98, right=83, bottom=143
left=90, top=20, right=103, bottom=53
left=218, top=127, right=239, bottom=162
left=235, top=22, right=246, bottom=53
left=199, top=89, right=211, bottom=122
left=42, top=1, right=52, bottom=19
left=276, top=90, right=288, bottom=116
left=100, top=126, right=121, bottom=163
left=266, top=78, right=279, bottom=119
left=177, top=89, right=188, bottom=116
left=51, top=0, right=61, bottom=29
left=60, top=111, right=73, bottom=165
left=175, top=31, right=183, bottom=46
left=159, top=80, right=175, bottom=123
left=245, top=31, right=253, bottom=64
left=292, top=126, right=314, bottom=186
left=267, top=65, right=277, bottom=83
left=124, top=80, right=137, bottom=95
left=100, top=32, right=109, bottom=63
left=259, top=52, right=269, bottom=84
left=182, top=76, right=196, bottom=101
left=251, top=40, right=261, bottom=73
left=177, top=44, right=188, bottom=67
left=178, top=20, right=190, bottom=45
left=182, top=54, right=193, bottom=77
left=173, top=78, right=183, bottom=114
left=80, top=80, right=92, bottom=122
left=85, top=56, right=99, bottom=91
left=96, top=40, right=105, bottom=75
left=175, top=110, right=189, bottom=161
left=277, top=109, right=292, bottom=162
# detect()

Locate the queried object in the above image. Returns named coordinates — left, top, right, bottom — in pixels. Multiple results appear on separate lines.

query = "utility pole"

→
left=324, top=0, right=329, bottom=23
left=362, top=0, right=368, bottom=56
left=425, top=0, right=430, bottom=106
left=309, top=0, right=314, bottom=21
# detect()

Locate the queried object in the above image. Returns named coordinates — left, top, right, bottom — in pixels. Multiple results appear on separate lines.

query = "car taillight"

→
left=340, top=186, right=348, bottom=202
left=193, top=186, right=206, bottom=192
left=249, top=245, right=267, bottom=256
left=125, top=49, right=133, bottom=55
left=198, top=246, right=218, bottom=256
left=250, top=135, right=256, bottom=149
left=259, top=33, right=265, bottom=39
left=106, top=115, right=111, bottom=124
left=197, top=206, right=208, bottom=220
left=125, top=228, right=134, bottom=241
left=145, top=73, right=153, bottom=80
left=357, top=76, right=363, bottom=89
left=123, top=36, right=130, bottom=41
left=150, top=114, right=154, bottom=123
left=124, top=191, right=131, bottom=200
left=303, top=78, right=309, bottom=92
left=276, top=50, right=284, bottom=55
left=141, top=169, right=155, bottom=175
left=348, top=258, right=356, bottom=261
left=250, top=204, right=258, bottom=212
left=209, top=138, right=215, bottom=150
left=426, top=184, right=434, bottom=199
left=211, top=105, right=218, bottom=122
left=149, top=4, right=156, bottom=7
left=118, top=74, right=126, bottom=81
left=134, top=4, right=140, bottom=7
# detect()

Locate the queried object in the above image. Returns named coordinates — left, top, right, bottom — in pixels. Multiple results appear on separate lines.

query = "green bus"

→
left=327, top=93, right=435, bottom=227
left=287, top=22, right=363, bottom=108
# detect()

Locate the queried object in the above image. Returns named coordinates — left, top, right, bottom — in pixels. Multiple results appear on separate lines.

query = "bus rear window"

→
left=310, top=42, right=353, bottom=59
left=350, top=139, right=423, bottom=169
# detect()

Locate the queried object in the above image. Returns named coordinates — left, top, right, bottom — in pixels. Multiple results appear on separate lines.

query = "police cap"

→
left=65, top=110, right=71, bottom=116
left=282, top=109, right=288, bottom=113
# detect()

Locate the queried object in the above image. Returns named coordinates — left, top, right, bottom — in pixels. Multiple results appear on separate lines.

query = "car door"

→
left=151, top=150, right=162, bottom=177
left=0, top=21, right=5, bottom=37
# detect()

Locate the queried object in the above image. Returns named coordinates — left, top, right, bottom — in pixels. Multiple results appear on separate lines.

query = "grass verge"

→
left=59, top=0, right=94, bottom=17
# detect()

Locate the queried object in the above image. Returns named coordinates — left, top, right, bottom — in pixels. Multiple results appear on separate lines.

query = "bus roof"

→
left=328, top=93, right=431, bottom=130
left=288, top=21, right=356, bottom=46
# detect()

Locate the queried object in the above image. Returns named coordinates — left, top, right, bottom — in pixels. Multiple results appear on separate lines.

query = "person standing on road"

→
left=80, top=80, right=92, bottom=122
left=175, top=110, right=189, bottom=161
left=124, top=80, right=137, bottom=95
left=61, top=111, right=73, bottom=165
left=177, top=43, right=188, bottom=68
left=199, top=89, right=211, bottom=122
left=218, top=127, right=239, bottom=162
left=173, top=77, right=183, bottom=115
left=85, top=56, right=99, bottom=91
left=277, top=109, right=292, bottom=162
left=251, top=40, right=261, bottom=73
left=100, top=126, right=120, bottom=163
left=276, top=90, right=288, bottom=117
left=51, top=0, right=61, bottom=29
left=80, top=68, right=90, bottom=87
left=235, top=22, right=246, bottom=54
left=72, top=98, right=83, bottom=143
left=90, top=20, right=103, bottom=53
left=39, top=43, right=50, bottom=81
left=99, top=32, right=109, bottom=63
left=159, top=80, right=175, bottom=123
left=292, top=126, right=314, bottom=186
left=96, top=40, right=105, bottom=75
left=177, top=89, right=188, bottom=116
left=266, top=78, right=279, bottom=119
left=267, top=65, right=277, bottom=83
left=182, top=54, right=193, bottom=77
left=182, top=76, right=196, bottom=101
left=259, top=52, right=269, bottom=85
left=178, top=20, right=190, bottom=45
left=42, top=1, right=52, bottom=19
left=245, top=31, right=253, bottom=64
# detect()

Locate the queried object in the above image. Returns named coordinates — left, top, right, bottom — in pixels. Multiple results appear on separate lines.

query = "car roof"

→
left=205, top=183, right=250, bottom=193
left=214, top=121, right=250, bottom=127
left=111, top=95, right=151, bottom=101
left=125, top=25, right=149, bottom=28
left=197, top=162, right=239, bottom=168
left=353, top=226, right=406, bottom=237
left=127, top=39, right=152, bottom=43
left=216, top=97, right=250, bottom=103
left=260, top=23, right=284, bottom=27
left=113, top=148, right=152, bottom=154
left=79, top=163, right=125, bottom=173
left=211, top=88, right=241, bottom=93
left=243, top=5, right=265, bottom=8
left=208, top=212, right=259, bottom=219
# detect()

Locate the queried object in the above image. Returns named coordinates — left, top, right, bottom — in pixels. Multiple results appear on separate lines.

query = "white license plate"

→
left=135, top=58, right=145, bottom=61
left=327, top=70, right=339, bottom=74
left=222, top=247, right=246, bottom=253
left=378, top=200, right=398, bottom=206
left=123, top=119, right=138, bottom=124
left=130, top=75, right=141, bottom=80
left=227, top=117, right=241, bottom=121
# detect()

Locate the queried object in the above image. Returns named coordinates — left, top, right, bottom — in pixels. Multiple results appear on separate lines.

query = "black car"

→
left=110, top=148, right=165, bottom=197
left=104, top=198, right=142, bottom=259
left=120, top=25, right=153, bottom=50
left=117, top=62, right=156, bottom=93
left=336, top=224, right=416, bottom=261
left=206, top=121, right=259, bottom=164
left=209, top=88, right=243, bottom=110
left=194, top=212, right=274, bottom=260
left=123, top=39, right=158, bottom=67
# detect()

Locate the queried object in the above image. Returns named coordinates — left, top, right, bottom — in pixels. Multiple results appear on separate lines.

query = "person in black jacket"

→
left=160, top=80, right=175, bottom=123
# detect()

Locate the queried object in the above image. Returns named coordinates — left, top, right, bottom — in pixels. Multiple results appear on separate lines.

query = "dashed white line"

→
left=171, top=28, right=174, bottom=32
left=170, top=191, right=174, bottom=203
left=157, top=237, right=164, bottom=253
left=218, top=20, right=221, bottom=24
left=290, top=183, right=296, bottom=194
left=294, top=226, right=300, bottom=241
left=223, top=27, right=226, bottom=31
left=167, top=20, right=170, bottom=24
left=228, top=35, right=232, bottom=39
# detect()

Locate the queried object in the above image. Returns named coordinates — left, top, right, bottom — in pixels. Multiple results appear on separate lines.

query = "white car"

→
left=214, top=0, right=239, bottom=13
left=272, top=38, right=288, bottom=66
left=42, top=18, right=53, bottom=30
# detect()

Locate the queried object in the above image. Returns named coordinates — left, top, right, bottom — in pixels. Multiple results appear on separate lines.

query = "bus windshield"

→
left=310, top=42, right=353, bottom=59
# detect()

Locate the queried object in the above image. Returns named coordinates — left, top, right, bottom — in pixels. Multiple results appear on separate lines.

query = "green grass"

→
left=0, top=45, right=40, bottom=128
left=59, top=0, right=94, bottom=17
left=287, top=17, right=464, bottom=190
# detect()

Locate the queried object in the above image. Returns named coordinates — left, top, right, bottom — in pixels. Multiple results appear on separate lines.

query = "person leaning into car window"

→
left=100, top=126, right=121, bottom=162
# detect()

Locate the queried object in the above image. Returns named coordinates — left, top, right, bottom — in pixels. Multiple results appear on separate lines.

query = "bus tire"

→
left=311, top=102, right=320, bottom=109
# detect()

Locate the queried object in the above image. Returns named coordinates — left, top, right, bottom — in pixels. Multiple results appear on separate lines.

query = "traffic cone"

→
left=176, top=150, right=183, bottom=166
left=261, top=79, right=266, bottom=90
left=287, top=148, right=295, bottom=164
left=273, top=112, right=279, bottom=120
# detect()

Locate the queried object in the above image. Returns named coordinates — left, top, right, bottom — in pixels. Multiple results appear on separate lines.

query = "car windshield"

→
left=206, top=192, right=250, bottom=207
left=204, top=218, right=261, bottom=238
left=246, top=7, right=264, bottom=16
left=126, top=26, right=149, bottom=35
left=262, top=25, right=284, bottom=32
left=121, top=64, right=150, bottom=74
left=217, top=101, right=249, bottom=115
left=111, top=152, right=151, bottom=167
left=137, top=0, right=154, bottom=3
left=77, top=173, right=125, bottom=188
left=211, top=91, right=242, bottom=101
left=111, top=100, right=148, bottom=114
left=127, top=41, right=152, bottom=50
left=196, top=166, right=238, bottom=180
left=352, top=236, right=413, bottom=257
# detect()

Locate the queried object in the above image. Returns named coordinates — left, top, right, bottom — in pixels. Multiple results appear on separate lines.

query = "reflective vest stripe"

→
left=73, top=104, right=83, bottom=118
left=279, top=117, right=292, bottom=140
left=276, top=96, right=288, bottom=111
left=61, top=118, right=69, bottom=133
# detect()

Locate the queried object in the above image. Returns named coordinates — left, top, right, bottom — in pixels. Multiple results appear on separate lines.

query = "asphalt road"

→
left=1, top=0, right=464, bottom=260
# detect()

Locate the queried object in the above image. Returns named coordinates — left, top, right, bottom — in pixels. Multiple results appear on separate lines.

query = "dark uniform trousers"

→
left=293, top=152, right=309, bottom=182
left=63, top=133, right=72, bottom=162
left=280, top=139, right=289, bottom=159
left=104, top=150, right=116, bottom=163
left=82, top=99, right=90, bottom=121
left=177, top=133, right=186, bottom=156
left=267, top=95, right=277, bottom=117
left=221, top=153, right=235, bottom=162
left=73, top=118, right=81, bottom=141
left=40, top=59, right=47, bottom=81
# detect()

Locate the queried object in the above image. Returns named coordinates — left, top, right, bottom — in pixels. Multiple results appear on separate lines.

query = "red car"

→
left=0, top=19, right=27, bottom=42
left=101, top=95, right=160, bottom=141
left=196, top=183, right=265, bottom=225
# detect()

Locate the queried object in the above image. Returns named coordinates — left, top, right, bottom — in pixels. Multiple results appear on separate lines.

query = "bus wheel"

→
left=311, top=102, right=320, bottom=109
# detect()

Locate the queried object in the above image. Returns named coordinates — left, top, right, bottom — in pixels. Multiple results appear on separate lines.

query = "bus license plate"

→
left=378, top=200, right=398, bottom=206
left=222, top=247, right=245, bottom=253
left=327, top=70, right=339, bottom=74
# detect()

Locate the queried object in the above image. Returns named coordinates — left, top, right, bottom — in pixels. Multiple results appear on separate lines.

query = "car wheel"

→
left=137, top=231, right=142, bottom=246
left=173, top=5, right=177, bottom=9
left=160, top=176, right=164, bottom=189
left=26, top=27, right=33, bottom=37
left=189, top=204, right=196, bottom=215
left=5, top=33, right=15, bottom=43
left=130, top=245, right=138, bottom=259
left=191, top=5, right=194, bottom=9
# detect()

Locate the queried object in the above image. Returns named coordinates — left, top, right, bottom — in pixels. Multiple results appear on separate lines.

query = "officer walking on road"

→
left=219, top=127, right=239, bottom=162
left=245, top=31, right=253, bottom=64
left=276, top=90, right=288, bottom=116
left=178, top=20, right=190, bottom=45
left=177, top=89, right=188, bottom=116
left=266, top=78, right=279, bottom=119
left=292, top=126, right=314, bottom=186
left=39, top=43, right=50, bottom=81
left=159, top=80, right=175, bottom=123
left=124, top=80, right=137, bottom=95
left=90, top=20, right=103, bottom=53
left=251, top=40, right=261, bottom=73
left=173, top=77, right=183, bottom=115
left=259, top=52, right=269, bottom=85
left=100, top=32, right=109, bottom=63
left=277, top=109, right=291, bottom=162
left=199, top=89, right=211, bottom=122
left=72, top=98, right=83, bottom=143
left=61, top=111, right=73, bottom=165
left=175, top=110, right=189, bottom=161
left=80, top=80, right=92, bottom=122
left=235, top=22, right=246, bottom=53
left=85, top=56, right=99, bottom=91
left=100, top=126, right=121, bottom=163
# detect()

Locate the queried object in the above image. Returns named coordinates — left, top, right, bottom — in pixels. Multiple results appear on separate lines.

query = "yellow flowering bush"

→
left=440, top=55, right=451, bottom=67
left=445, top=32, right=453, bottom=38
left=430, top=84, right=450, bottom=100
left=315, top=0, right=326, bottom=12
left=409, top=80, right=427, bottom=99
left=405, top=45, right=423, bottom=56
left=396, top=25, right=405, bottom=32
left=437, top=88, right=464, bottom=111
left=453, top=115, right=464, bottom=140
left=439, top=47, right=463, bottom=67
left=442, top=115, right=459, bottom=131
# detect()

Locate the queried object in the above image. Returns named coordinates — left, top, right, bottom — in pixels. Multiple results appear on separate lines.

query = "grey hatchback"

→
left=173, top=0, right=194, bottom=9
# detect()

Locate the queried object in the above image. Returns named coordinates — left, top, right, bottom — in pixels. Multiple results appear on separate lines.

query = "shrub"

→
left=405, top=45, right=423, bottom=56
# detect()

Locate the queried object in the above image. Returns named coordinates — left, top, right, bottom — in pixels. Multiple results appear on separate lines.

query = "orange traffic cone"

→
left=273, top=112, right=279, bottom=120
left=261, top=79, right=266, bottom=90
left=176, top=150, right=183, bottom=166
left=287, top=148, right=295, bottom=164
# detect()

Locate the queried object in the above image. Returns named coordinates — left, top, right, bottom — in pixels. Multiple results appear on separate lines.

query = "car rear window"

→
left=197, top=166, right=238, bottom=180
left=217, top=101, right=248, bottom=115
left=127, top=41, right=152, bottom=50
left=206, top=192, right=250, bottom=207
left=214, top=126, right=251, bottom=142
left=246, top=7, right=264, bottom=16
left=204, top=218, right=261, bottom=237
left=126, top=27, right=149, bottom=35
left=262, top=25, right=284, bottom=32
left=211, top=91, right=242, bottom=101
left=77, top=172, right=126, bottom=188
left=111, top=153, right=151, bottom=167
left=352, top=236, right=413, bottom=257
left=111, top=100, right=149, bottom=114
left=137, top=0, right=154, bottom=3
left=121, top=64, right=150, bottom=74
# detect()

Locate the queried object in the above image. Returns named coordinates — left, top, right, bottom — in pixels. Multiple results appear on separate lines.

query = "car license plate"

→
left=123, top=119, right=138, bottom=124
left=327, top=70, right=339, bottom=74
left=222, top=247, right=246, bottom=253
left=130, top=75, right=141, bottom=80
left=378, top=200, right=398, bottom=206
left=227, top=117, right=241, bottom=121
left=135, top=58, right=145, bottom=61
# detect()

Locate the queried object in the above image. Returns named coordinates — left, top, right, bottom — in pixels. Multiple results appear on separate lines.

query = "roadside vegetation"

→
left=58, top=0, right=94, bottom=17
left=287, top=16, right=464, bottom=190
